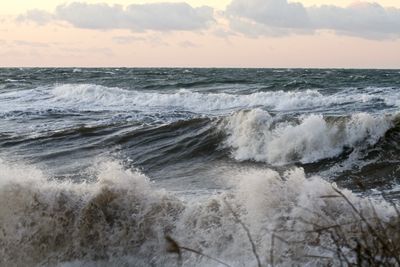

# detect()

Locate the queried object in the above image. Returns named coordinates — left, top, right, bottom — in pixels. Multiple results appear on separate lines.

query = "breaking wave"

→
left=222, top=109, right=394, bottom=164
left=1, top=159, right=399, bottom=266
left=50, top=84, right=389, bottom=113
left=50, top=84, right=336, bottom=112
left=1, top=84, right=393, bottom=115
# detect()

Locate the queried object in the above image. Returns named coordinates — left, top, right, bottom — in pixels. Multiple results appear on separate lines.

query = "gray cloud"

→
left=19, top=2, right=214, bottom=32
left=227, top=0, right=309, bottom=28
left=226, top=0, right=400, bottom=39
left=17, top=9, right=54, bottom=25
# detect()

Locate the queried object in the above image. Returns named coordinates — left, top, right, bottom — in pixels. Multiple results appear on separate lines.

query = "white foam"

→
left=1, top=83, right=399, bottom=119
left=223, top=109, right=393, bottom=164
left=0, top=83, right=389, bottom=114
left=0, top=159, right=398, bottom=266
left=50, top=84, right=333, bottom=112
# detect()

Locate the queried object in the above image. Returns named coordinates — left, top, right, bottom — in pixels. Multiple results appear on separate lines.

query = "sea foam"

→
left=50, top=84, right=381, bottom=113
left=1, top=83, right=397, bottom=118
left=222, top=109, right=393, bottom=164
left=0, top=83, right=384, bottom=114
left=0, top=158, right=398, bottom=266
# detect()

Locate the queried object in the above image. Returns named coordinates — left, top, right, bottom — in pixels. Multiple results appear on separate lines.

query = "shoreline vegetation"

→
left=166, top=184, right=400, bottom=266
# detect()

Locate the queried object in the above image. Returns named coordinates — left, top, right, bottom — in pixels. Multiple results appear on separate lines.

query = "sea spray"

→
left=223, top=109, right=393, bottom=164
left=1, top=159, right=398, bottom=266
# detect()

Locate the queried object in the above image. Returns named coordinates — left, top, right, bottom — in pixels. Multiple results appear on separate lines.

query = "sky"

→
left=0, top=0, right=400, bottom=68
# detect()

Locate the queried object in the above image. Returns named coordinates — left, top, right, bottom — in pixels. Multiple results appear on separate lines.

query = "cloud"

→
left=17, top=9, right=54, bottom=25
left=112, top=35, right=146, bottom=44
left=18, top=2, right=215, bottom=32
left=212, top=28, right=237, bottom=39
left=227, top=0, right=310, bottom=28
left=226, top=0, right=400, bottom=39
left=308, top=2, right=400, bottom=39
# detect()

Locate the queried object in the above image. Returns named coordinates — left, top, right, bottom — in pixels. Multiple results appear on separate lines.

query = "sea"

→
left=1, top=68, right=400, bottom=266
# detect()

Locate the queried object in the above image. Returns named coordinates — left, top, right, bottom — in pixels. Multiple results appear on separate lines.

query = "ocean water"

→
left=1, top=68, right=400, bottom=266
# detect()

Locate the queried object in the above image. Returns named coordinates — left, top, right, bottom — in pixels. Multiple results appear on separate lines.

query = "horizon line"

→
left=1, top=66, right=400, bottom=70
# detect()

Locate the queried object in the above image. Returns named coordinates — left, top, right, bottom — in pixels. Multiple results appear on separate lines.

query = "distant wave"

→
left=1, top=83, right=395, bottom=115
left=49, top=84, right=337, bottom=112
left=50, top=84, right=387, bottom=112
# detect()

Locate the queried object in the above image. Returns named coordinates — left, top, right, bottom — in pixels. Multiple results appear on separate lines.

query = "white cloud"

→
left=19, top=2, right=215, bottom=32
left=226, top=0, right=400, bottom=39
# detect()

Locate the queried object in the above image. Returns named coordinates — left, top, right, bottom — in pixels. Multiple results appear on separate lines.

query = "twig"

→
left=224, top=199, right=262, bottom=267
left=165, top=235, right=231, bottom=267
left=180, top=245, right=232, bottom=267
left=270, top=232, right=275, bottom=267
left=331, top=186, right=400, bottom=265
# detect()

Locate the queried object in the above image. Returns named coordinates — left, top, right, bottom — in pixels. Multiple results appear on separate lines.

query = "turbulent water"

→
left=1, top=68, right=400, bottom=266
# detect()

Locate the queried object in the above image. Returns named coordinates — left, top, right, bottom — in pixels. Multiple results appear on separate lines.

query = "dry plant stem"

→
left=166, top=185, right=400, bottom=267
left=332, top=186, right=400, bottom=266
left=270, top=233, right=275, bottom=267
left=368, top=198, right=393, bottom=250
left=179, top=246, right=231, bottom=267
left=165, top=235, right=231, bottom=267
left=224, top=199, right=262, bottom=267
left=165, top=235, right=182, bottom=266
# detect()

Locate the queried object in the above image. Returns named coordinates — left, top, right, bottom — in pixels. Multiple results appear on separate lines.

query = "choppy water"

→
left=1, top=68, right=400, bottom=266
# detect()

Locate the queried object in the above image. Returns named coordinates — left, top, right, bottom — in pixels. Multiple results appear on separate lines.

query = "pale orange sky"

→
left=0, top=0, right=400, bottom=68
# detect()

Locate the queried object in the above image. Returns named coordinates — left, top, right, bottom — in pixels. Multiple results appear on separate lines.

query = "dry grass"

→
left=166, top=184, right=400, bottom=267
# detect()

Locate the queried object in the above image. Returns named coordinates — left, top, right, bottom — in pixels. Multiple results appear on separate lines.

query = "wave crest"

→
left=50, top=84, right=332, bottom=112
left=223, top=109, right=393, bottom=164
left=18, top=83, right=378, bottom=113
